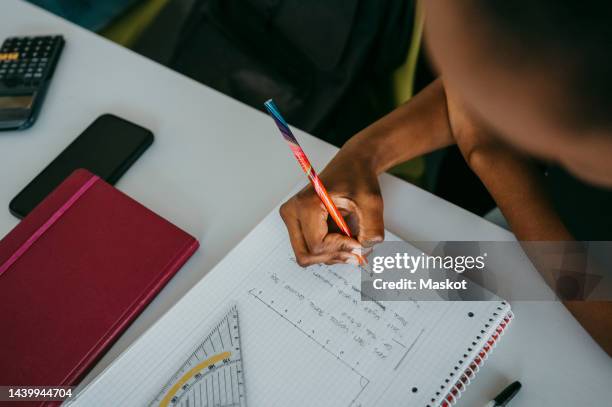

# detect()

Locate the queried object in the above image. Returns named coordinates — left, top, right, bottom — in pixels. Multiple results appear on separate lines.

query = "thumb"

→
left=354, top=195, right=385, bottom=247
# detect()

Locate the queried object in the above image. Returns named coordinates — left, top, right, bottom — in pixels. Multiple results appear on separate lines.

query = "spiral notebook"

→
left=69, top=203, right=512, bottom=407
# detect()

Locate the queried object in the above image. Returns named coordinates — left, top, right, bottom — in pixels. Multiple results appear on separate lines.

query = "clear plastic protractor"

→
left=149, top=306, right=246, bottom=407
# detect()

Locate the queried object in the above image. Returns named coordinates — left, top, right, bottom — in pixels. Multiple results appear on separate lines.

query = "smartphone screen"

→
left=9, top=114, right=154, bottom=218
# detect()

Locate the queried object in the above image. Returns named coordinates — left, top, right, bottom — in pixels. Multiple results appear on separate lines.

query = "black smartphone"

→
left=9, top=114, right=154, bottom=218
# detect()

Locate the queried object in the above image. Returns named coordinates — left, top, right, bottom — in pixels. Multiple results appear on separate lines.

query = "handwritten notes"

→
left=240, top=242, right=443, bottom=406
left=69, top=207, right=509, bottom=407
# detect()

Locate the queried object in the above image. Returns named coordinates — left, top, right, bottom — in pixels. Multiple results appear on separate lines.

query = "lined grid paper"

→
left=67, top=206, right=510, bottom=407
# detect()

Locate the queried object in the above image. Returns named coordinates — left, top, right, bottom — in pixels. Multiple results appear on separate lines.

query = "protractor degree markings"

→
left=159, top=351, right=230, bottom=406
left=151, top=306, right=246, bottom=407
left=167, top=357, right=242, bottom=407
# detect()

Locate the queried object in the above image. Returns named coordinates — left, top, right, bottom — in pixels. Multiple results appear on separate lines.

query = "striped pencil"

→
left=264, top=99, right=365, bottom=264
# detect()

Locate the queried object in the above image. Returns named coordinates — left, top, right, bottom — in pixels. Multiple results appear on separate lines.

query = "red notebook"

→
left=0, top=169, right=199, bottom=405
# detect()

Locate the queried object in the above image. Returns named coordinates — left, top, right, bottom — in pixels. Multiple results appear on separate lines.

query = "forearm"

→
left=469, top=149, right=612, bottom=356
left=336, top=78, right=454, bottom=174
left=469, top=149, right=573, bottom=241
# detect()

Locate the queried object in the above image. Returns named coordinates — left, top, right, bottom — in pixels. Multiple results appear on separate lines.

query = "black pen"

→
left=484, top=381, right=521, bottom=407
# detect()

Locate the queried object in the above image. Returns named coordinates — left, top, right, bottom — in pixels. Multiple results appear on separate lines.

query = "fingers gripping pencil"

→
left=265, top=99, right=366, bottom=264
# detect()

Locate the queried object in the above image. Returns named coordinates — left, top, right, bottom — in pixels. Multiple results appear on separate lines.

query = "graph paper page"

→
left=68, top=206, right=509, bottom=407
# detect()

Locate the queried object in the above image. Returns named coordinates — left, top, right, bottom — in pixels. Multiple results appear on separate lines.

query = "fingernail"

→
left=353, top=247, right=373, bottom=257
left=349, top=241, right=363, bottom=250
left=345, top=256, right=360, bottom=266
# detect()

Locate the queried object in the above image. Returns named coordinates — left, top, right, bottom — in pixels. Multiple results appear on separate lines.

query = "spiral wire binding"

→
left=425, top=303, right=514, bottom=407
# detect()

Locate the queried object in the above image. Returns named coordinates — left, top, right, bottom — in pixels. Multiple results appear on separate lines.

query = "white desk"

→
left=1, top=1, right=610, bottom=405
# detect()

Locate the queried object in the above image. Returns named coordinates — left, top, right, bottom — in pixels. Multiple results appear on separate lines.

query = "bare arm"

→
left=344, top=77, right=454, bottom=175
left=444, top=86, right=612, bottom=356
left=279, top=78, right=455, bottom=265
left=280, top=76, right=612, bottom=355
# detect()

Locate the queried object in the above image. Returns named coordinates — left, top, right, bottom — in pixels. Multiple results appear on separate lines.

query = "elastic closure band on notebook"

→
left=0, top=174, right=99, bottom=277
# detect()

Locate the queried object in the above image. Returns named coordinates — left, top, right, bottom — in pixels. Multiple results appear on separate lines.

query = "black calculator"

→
left=0, top=35, right=64, bottom=131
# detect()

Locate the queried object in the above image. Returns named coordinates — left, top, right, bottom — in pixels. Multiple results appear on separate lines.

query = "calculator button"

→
left=3, top=77, right=21, bottom=87
left=0, top=34, right=63, bottom=99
